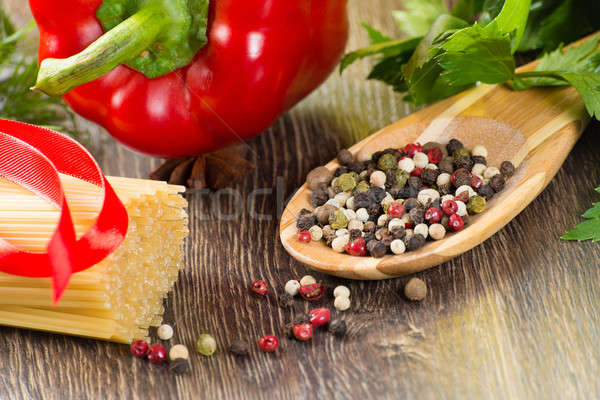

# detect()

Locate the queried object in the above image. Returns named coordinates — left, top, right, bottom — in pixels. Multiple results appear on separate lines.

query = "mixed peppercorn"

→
left=297, top=139, right=515, bottom=257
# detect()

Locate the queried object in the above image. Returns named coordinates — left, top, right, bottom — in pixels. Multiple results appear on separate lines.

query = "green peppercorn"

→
left=467, top=195, right=486, bottom=214
left=335, top=173, right=357, bottom=192
left=196, top=334, right=217, bottom=356
left=377, top=153, right=397, bottom=171
left=329, top=209, right=349, bottom=229
left=394, top=170, right=409, bottom=188
left=453, top=148, right=471, bottom=159
left=353, top=180, right=370, bottom=195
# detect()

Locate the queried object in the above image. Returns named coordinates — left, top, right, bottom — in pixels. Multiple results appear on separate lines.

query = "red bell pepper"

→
left=30, top=0, right=349, bottom=157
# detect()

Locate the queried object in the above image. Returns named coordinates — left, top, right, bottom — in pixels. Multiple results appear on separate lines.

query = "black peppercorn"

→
left=438, top=157, right=454, bottom=174
left=447, top=139, right=463, bottom=156
left=363, top=221, right=376, bottom=232
left=229, top=340, right=250, bottom=356
left=454, top=156, right=473, bottom=171
left=363, top=232, right=376, bottom=243
left=353, top=192, right=371, bottom=209
left=391, top=225, right=406, bottom=240
left=478, top=184, right=495, bottom=200
left=385, top=170, right=396, bottom=189
left=430, top=199, right=441, bottom=210
left=367, top=240, right=387, bottom=258
left=472, top=155, right=487, bottom=166
left=489, top=174, right=505, bottom=192
left=329, top=319, right=347, bottom=337
left=409, top=207, right=425, bottom=225
left=395, top=187, right=412, bottom=199
left=406, top=233, right=426, bottom=251
left=500, top=161, right=515, bottom=177
left=408, top=176, right=422, bottom=191
left=348, top=161, right=365, bottom=174
left=337, top=149, right=353, bottom=166
left=310, top=189, right=328, bottom=207
left=438, top=183, right=452, bottom=195
left=349, top=229, right=362, bottom=241
left=296, top=214, right=317, bottom=231
left=299, top=208, right=312, bottom=216
left=169, top=358, right=190, bottom=374
left=453, top=168, right=472, bottom=188
left=367, top=203, right=382, bottom=218
left=333, top=166, right=348, bottom=177
left=278, top=293, right=294, bottom=308
left=421, top=167, right=440, bottom=186
left=403, top=198, right=419, bottom=211
left=368, top=187, right=386, bottom=203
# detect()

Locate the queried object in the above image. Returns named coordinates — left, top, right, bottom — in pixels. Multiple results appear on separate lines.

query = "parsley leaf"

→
left=392, top=0, right=449, bottom=38
left=562, top=188, right=600, bottom=241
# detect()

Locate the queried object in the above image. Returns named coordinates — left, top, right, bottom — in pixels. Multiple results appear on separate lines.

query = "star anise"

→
left=149, top=144, right=255, bottom=190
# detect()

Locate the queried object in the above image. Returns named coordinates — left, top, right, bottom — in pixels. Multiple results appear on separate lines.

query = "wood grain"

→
left=2, top=1, right=600, bottom=399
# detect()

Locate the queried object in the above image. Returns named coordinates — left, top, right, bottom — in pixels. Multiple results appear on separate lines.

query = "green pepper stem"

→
left=34, top=5, right=170, bottom=96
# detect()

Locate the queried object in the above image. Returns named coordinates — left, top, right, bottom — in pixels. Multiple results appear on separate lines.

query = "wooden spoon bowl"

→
left=279, top=60, right=590, bottom=279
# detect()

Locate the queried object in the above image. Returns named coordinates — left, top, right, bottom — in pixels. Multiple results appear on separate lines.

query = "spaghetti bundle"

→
left=0, top=174, right=188, bottom=343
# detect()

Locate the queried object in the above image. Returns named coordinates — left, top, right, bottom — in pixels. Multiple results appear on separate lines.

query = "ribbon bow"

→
left=0, top=119, right=128, bottom=303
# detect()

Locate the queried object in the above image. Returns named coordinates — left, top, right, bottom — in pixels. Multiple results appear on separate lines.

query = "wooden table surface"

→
left=3, top=2, right=600, bottom=399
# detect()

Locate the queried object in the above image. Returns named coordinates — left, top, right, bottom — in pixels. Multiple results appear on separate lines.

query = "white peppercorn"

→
left=472, top=145, right=488, bottom=158
left=356, top=148, right=371, bottom=162
left=429, top=223, right=446, bottom=240
left=413, top=152, right=429, bottom=168
left=426, top=163, right=438, bottom=170
left=334, top=296, right=351, bottom=311
left=285, top=280, right=301, bottom=296
left=455, top=185, right=476, bottom=199
left=390, top=239, right=406, bottom=255
left=331, top=236, right=349, bottom=252
left=418, top=188, right=440, bottom=206
left=437, top=173, right=451, bottom=186
left=398, top=157, right=415, bottom=173
left=325, top=198, right=340, bottom=208
left=347, top=219, right=364, bottom=231
left=169, top=344, right=189, bottom=361
left=356, top=208, right=369, bottom=222
left=300, top=275, right=317, bottom=286
left=157, top=324, right=174, bottom=340
left=335, top=228, right=349, bottom=237
left=345, top=196, right=355, bottom=210
left=343, top=208, right=357, bottom=221
left=388, top=218, right=404, bottom=232
left=472, top=163, right=486, bottom=176
left=455, top=200, right=467, bottom=216
left=414, top=223, right=429, bottom=239
left=370, top=170, right=387, bottom=187
left=333, top=285, right=350, bottom=298
left=483, top=166, right=500, bottom=179
left=377, top=214, right=389, bottom=227
left=309, top=225, right=323, bottom=241
left=334, top=192, right=350, bottom=206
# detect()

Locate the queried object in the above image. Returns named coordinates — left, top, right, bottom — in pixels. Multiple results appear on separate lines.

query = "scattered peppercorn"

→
left=229, top=340, right=250, bottom=356
left=169, top=358, right=190, bottom=374
left=250, top=280, right=268, bottom=297
left=258, top=335, right=279, bottom=352
left=309, top=308, right=331, bottom=327
left=147, top=344, right=167, bottom=364
left=334, top=295, right=351, bottom=311
left=404, top=278, right=427, bottom=301
left=328, top=319, right=347, bottom=337
left=196, top=334, right=217, bottom=356
left=278, top=292, right=295, bottom=308
left=333, top=285, right=350, bottom=298
left=299, top=283, right=325, bottom=301
left=157, top=324, right=174, bottom=341
left=169, top=344, right=189, bottom=361
left=293, top=322, right=314, bottom=341
left=489, top=174, right=506, bottom=192
left=130, top=340, right=149, bottom=358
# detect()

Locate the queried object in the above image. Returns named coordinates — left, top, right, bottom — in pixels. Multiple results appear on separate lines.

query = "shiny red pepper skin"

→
left=29, top=0, right=349, bottom=157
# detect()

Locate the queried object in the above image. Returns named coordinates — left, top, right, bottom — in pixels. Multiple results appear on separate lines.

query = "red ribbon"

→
left=0, top=119, right=128, bottom=304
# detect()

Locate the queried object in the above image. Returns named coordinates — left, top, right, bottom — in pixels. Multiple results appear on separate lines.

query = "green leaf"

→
left=561, top=219, right=600, bottom=242
left=437, top=24, right=515, bottom=86
left=558, top=73, right=600, bottom=119
left=392, top=0, right=448, bottom=38
left=361, top=23, right=391, bottom=44
left=484, top=0, right=532, bottom=53
left=367, top=54, right=411, bottom=92
left=340, top=35, right=421, bottom=74
left=450, top=0, right=485, bottom=22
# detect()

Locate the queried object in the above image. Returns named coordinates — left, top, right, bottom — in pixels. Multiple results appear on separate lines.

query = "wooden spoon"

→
left=279, top=48, right=591, bottom=280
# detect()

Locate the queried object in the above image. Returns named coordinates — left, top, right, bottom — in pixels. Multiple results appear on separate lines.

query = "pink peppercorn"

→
left=299, top=283, right=325, bottom=301
left=344, top=237, right=366, bottom=256
left=442, top=200, right=458, bottom=215
left=402, top=143, right=422, bottom=157
left=410, top=168, right=423, bottom=177
left=250, top=280, right=268, bottom=297
left=387, top=201, right=405, bottom=218
left=309, top=308, right=331, bottom=327
left=147, top=344, right=167, bottom=364
left=293, top=323, right=313, bottom=341
left=425, top=208, right=442, bottom=224
left=448, top=214, right=464, bottom=231
left=298, top=230, right=311, bottom=243
left=130, top=340, right=149, bottom=358
left=427, top=147, right=443, bottom=164
left=258, top=335, right=279, bottom=352
left=471, top=175, right=483, bottom=190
